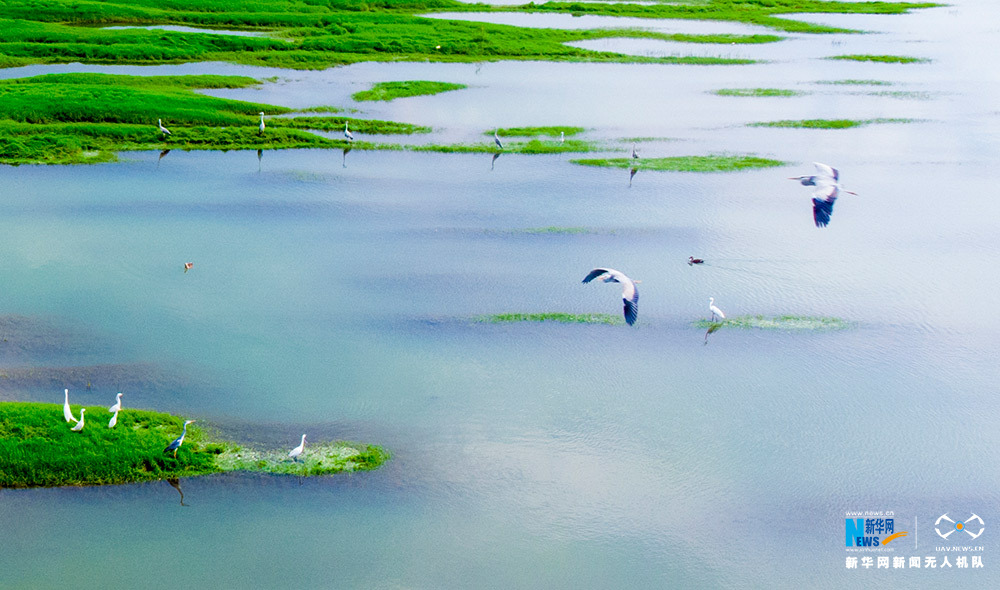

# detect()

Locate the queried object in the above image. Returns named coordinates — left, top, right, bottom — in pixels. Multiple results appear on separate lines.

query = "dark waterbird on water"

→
left=688, top=256, right=704, bottom=265
left=789, top=162, right=857, bottom=228
left=583, top=268, right=639, bottom=326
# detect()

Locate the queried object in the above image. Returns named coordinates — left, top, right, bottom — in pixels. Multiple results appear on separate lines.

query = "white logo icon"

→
left=935, top=513, right=984, bottom=540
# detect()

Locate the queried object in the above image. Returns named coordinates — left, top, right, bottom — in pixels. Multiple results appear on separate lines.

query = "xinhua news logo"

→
left=846, top=515, right=909, bottom=548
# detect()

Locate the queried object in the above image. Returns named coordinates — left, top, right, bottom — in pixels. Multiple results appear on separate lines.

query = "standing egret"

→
left=164, top=420, right=196, bottom=458
left=158, top=119, right=171, bottom=137
left=582, top=268, right=639, bottom=326
left=631, top=143, right=639, bottom=159
left=109, top=392, right=123, bottom=413
left=560, top=131, right=565, bottom=144
left=184, top=262, right=193, bottom=273
left=688, top=256, right=704, bottom=265
left=63, top=388, right=74, bottom=422
left=70, top=408, right=86, bottom=432
left=344, top=121, right=354, bottom=142
left=289, top=434, right=307, bottom=462
left=494, top=129, right=504, bottom=150
left=258, top=112, right=265, bottom=135
left=788, top=162, right=857, bottom=228
left=709, top=297, right=726, bottom=322
left=108, top=411, right=119, bottom=429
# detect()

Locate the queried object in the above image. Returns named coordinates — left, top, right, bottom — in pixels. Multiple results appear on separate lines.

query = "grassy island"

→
left=694, top=315, right=849, bottom=331
left=572, top=154, right=786, bottom=172
left=0, top=402, right=389, bottom=488
left=353, top=80, right=467, bottom=102
left=478, top=312, right=623, bottom=324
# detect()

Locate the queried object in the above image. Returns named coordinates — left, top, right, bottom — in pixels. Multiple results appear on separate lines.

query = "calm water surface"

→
left=1, top=2, right=999, bottom=588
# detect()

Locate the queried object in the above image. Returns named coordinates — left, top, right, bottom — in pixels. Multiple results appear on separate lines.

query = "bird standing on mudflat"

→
left=583, top=268, right=639, bottom=326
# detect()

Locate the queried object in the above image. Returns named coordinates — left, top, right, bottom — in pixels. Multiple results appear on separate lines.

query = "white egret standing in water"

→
left=709, top=297, right=726, bottom=322
left=109, top=392, right=123, bottom=413
left=582, top=268, right=639, bottom=326
left=494, top=129, right=504, bottom=150
left=63, top=389, right=74, bottom=422
left=344, top=121, right=354, bottom=142
left=164, top=420, right=196, bottom=458
left=789, top=162, right=857, bottom=227
left=158, top=119, right=171, bottom=136
left=258, top=112, right=265, bottom=135
left=70, top=408, right=86, bottom=432
left=289, top=434, right=307, bottom=461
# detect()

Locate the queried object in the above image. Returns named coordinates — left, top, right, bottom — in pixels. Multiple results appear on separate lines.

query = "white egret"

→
left=258, top=112, right=265, bottom=135
left=582, top=268, right=639, bottom=326
left=158, top=119, right=171, bottom=136
left=631, top=143, right=639, bottom=159
left=688, top=256, right=704, bottom=265
left=788, top=162, right=857, bottom=228
left=108, top=411, right=119, bottom=429
left=289, top=434, right=307, bottom=462
left=164, top=420, right=196, bottom=458
left=709, top=297, right=726, bottom=322
left=494, top=129, right=504, bottom=150
left=63, top=389, right=74, bottom=422
left=109, top=392, right=123, bottom=413
left=70, top=408, right=86, bottom=432
left=560, top=131, right=565, bottom=144
left=344, top=121, right=354, bottom=142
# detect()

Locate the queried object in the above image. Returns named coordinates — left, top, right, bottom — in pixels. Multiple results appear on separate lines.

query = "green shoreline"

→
left=0, top=401, right=389, bottom=488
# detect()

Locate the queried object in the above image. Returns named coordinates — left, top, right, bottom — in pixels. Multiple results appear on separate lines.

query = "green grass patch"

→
left=815, top=79, right=894, bottom=86
left=491, top=126, right=585, bottom=138
left=478, top=313, right=623, bottom=325
left=693, top=315, right=849, bottom=330
left=0, top=402, right=388, bottom=487
left=827, top=54, right=930, bottom=64
left=713, top=88, right=802, bottom=97
left=352, top=80, right=466, bottom=102
left=749, top=118, right=915, bottom=129
left=572, top=154, right=786, bottom=172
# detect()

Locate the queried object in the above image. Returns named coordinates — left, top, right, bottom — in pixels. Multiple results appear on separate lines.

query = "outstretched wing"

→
left=622, top=284, right=639, bottom=326
left=812, top=197, right=836, bottom=227
left=582, top=268, right=611, bottom=283
left=813, top=162, right=838, bottom=181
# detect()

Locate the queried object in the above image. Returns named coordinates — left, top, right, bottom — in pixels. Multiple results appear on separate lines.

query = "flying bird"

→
left=164, top=420, right=196, bottom=458
left=108, top=411, right=119, bottom=429
left=344, top=121, right=354, bottom=142
left=70, top=408, right=86, bottom=432
left=184, top=262, right=193, bottom=273
left=63, top=389, right=74, bottom=423
left=789, top=162, right=857, bottom=227
left=494, top=129, right=504, bottom=150
left=258, top=112, right=265, bottom=135
left=583, top=268, right=639, bottom=326
left=709, top=297, right=726, bottom=322
left=289, top=434, right=307, bottom=462
left=158, top=119, right=171, bottom=137
left=109, top=392, right=123, bottom=413
left=688, top=257, right=704, bottom=265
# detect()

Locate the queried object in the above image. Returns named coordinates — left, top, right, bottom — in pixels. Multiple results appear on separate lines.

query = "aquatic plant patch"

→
left=571, top=154, right=786, bottom=172
left=490, top=126, right=586, bottom=138
left=827, top=54, right=930, bottom=64
left=352, top=80, right=467, bottom=102
left=693, top=315, right=849, bottom=330
left=713, top=88, right=802, bottom=97
left=749, top=118, right=915, bottom=129
left=478, top=313, right=623, bottom=324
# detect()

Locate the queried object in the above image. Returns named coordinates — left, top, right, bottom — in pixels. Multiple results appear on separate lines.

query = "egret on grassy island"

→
left=789, top=162, right=857, bottom=228
left=109, top=392, right=123, bottom=413
left=158, top=119, right=171, bottom=137
left=164, top=420, right=196, bottom=458
left=560, top=131, right=565, bottom=144
left=108, top=411, right=119, bottom=429
left=631, top=143, right=639, bottom=159
left=258, top=112, right=265, bottom=135
left=583, top=268, right=639, bottom=326
left=688, top=256, right=704, bottom=265
left=289, top=434, right=307, bottom=462
left=709, top=297, right=726, bottom=322
left=70, top=408, right=86, bottom=432
left=63, top=388, right=74, bottom=423
left=344, top=121, right=354, bottom=142
left=494, top=129, right=504, bottom=150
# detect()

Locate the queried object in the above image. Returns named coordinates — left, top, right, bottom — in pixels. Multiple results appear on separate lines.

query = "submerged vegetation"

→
left=572, top=154, right=786, bottom=172
left=693, top=315, right=849, bottom=330
left=491, top=126, right=586, bottom=138
left=827, top=54, right=930, bottom=64
left=815, top=79, right=894, bottom=86
left=0, top=402, right=388, bottom=488
left=352, top=80, right=467, bottom=102
left=749, top=118, right=915, bottom=129
left=714, top=88, right=802, bottom=97
left=478, top=313, right=623, bottom=325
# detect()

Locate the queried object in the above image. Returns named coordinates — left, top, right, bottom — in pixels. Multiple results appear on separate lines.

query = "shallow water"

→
left=2, top=2, right=999, bottom=588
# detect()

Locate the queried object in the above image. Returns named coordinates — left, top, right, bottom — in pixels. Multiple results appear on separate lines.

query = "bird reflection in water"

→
left=491, top=152, right=500, bottom=171
left=628, top=167, right=638, bottom=187
left=157, top=149, right=170, bottom=168
left=257, top=149, right=263, bottom=173
left=342, top=146, right=351, bottom=168
left=703, top=322, right=721, bottom=345
left=167, top=478, right=188, bottom=506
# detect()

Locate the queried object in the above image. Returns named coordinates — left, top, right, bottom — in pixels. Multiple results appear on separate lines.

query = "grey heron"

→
left=344, top=121, right=354, bottom=142
left=109, top=392, right=123, bottom=413
left=289, top=434, right=307, bottom=462
left=158, top=119, right=171, bottom=136
left=583, top=268, right=639, bottom=326
left=631, top=143, right=639, bottom=159
left=70, top=408, right=86, bottom=432
left=494, top=129, right=504, bottom=150
left=789, top=162, right=857, bottom=228
left=709, top=297, right=726, bottom=322
left=164, top=420, right=196, bottom=458
left=63, top=389, right=74, bottom=423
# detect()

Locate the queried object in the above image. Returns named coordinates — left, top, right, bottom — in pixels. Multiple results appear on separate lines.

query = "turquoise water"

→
left=2, top=2, right=1000, bottom=588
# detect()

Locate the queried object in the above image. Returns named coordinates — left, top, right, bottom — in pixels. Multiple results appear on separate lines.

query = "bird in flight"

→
left=789, top=162, right=857, bottom=227
left=582, top=268, right=639, bottom=326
